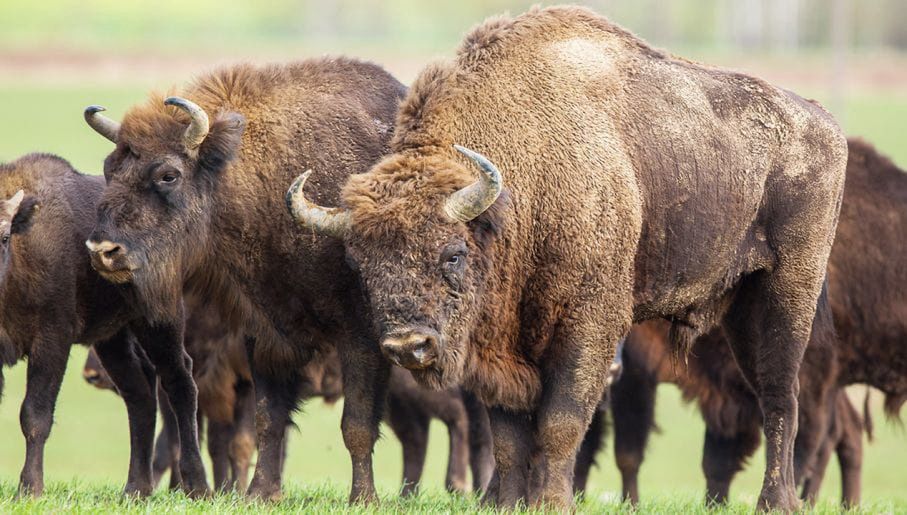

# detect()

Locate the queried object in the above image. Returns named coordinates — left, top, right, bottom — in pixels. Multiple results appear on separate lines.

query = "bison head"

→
left=83, top=98, right=244, bottom=320
left=0, top=190, right=38, bottom=282
left=288, top=146, right=506, bottom=389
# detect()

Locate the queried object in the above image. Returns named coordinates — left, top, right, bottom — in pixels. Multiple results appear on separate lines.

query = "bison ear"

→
left=198, top=112, right=245, bottom=174
left=469, top=188, right=510, bottom=251
left=10, top=195, right=39, bottom=235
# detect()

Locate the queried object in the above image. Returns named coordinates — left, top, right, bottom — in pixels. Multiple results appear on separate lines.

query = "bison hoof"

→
left=348, top=487, right=378, bottom=505
left=757, top=487, right=801, bottom=512
left=122, top=483, right=153, bottom=498
left=247, top=484, right=283, bottom=502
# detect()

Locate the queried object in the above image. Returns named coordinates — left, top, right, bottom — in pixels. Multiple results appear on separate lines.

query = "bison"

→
left=290, top=6, right=847, bottom=509
left=83, top=58, right=406, bottom=501
left=610, top=319, right=866, bottom=507
left=0, top=154, right=165, bottom=497
left=609, top=138, right=906, bottom=508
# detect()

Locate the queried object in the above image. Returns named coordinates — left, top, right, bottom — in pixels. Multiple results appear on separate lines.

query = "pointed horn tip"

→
left=163, top=97, right=184, bottom=107
left=285, top=170, right=314, bottom=213
left=84, top=105, right=107, bottom=115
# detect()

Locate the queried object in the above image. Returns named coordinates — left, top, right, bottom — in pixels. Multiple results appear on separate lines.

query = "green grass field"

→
left=0, top=85, right=905, bottom=512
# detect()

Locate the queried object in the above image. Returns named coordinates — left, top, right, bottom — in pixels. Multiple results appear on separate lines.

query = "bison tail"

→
left=883, top=391, right=906, bottom=427
left=862, top=387, right=875, bottom=442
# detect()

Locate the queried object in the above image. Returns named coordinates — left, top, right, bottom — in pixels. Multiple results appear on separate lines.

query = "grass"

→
left=0, top=483, right=904, bottom=515
left=0, top=84, right=906, bottom=512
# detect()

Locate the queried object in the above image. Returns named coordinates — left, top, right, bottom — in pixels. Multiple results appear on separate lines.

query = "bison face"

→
left=346, top=223, right=484, bottom=389
left=84, top=98, right=244, bottom=320
left=0, top=190, right=38, bottom=283
left=288, top=147, right=506, bottom=390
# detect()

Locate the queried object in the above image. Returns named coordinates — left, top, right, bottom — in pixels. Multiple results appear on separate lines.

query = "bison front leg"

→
left=462, top=391, right=494, bottom=493
left=337, top=335, right=390, bottom=504
left=482, top=407, right=533, bottom=508
left=94, top=331, right=158, bottom=497
left=133, top=319, right=210, bottom=497
left=17, top=336, right=68, bottom=497
left=245, top=367, right=298, bottom=501
left=529, top=309, right=623, bottom=510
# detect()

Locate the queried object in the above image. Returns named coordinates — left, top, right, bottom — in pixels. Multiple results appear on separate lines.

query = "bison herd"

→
left=0, top=5, right=903, bottom=512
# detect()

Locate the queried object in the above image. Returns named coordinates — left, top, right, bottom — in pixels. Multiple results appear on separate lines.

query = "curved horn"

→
left=445, top=145, right=503, bottom=222
left=164, top=96, right=209, bottom=150
left=84, top=105, right=120, bottom=143
left=286, top=170, right=352, bottom=238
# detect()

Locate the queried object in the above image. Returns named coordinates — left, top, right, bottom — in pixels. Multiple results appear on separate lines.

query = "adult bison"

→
left=609, top=138, right=906, bottom=508
left=610, top=319, right=865, bottom=507
left=290, top=7, right=847, bottom=509
left=83, top=58, right=406, bottom=501
left=0, top=154, right=162, bottom=497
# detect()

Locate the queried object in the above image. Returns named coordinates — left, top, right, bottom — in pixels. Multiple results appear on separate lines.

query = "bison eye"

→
left=154, top=168, right=182, bottom=189
left=1, top=234, right=8, bottom=244
left=446, top=255, right=460, bottom=265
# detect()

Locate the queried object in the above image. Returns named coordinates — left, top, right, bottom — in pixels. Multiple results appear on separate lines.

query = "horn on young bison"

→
left=286, top=170, right=352, bottom=238
left=83, top=105, right=120, bottom=143
left=164, top=96, right=210, bottom=150
left=445, top=144, right=503, bottom=222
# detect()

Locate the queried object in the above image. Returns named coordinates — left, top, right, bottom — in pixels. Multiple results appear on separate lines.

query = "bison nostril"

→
left=102, top=245, right=122, bottom=259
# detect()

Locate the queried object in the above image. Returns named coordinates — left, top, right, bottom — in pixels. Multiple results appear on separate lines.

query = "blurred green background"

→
left=0, top=0, right=905, bottom=506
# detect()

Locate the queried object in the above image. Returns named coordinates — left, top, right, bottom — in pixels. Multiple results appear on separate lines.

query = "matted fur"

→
left=333, top=5, right=847, bottom=509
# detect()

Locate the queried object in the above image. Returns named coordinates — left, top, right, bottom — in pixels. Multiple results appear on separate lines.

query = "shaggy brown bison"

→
left=84, top=335, right=494, bottom=496
left=83, top=58, right=407, bottom=501
left=0, top=154, right=161, bottom=497
left=610, top=319, right=865, bottom=507
left=610, top=138, right=906, bottom=508
left=290, top=7, right=847, bottom=509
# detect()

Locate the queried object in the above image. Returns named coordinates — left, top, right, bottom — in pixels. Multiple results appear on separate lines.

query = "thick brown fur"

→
left=828, top=139, right=907, bottom=418
left=0, top=154, right=160, bottom=497
left=88, top=58, right=406, bottom=501
left=328, top=6, right=847, bottom=509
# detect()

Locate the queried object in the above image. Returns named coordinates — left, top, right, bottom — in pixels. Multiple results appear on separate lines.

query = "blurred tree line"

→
left=0, top=0, right=904, bottom=53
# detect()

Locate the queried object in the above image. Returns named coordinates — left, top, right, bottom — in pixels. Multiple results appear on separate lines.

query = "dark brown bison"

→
left=290, top=7, right=847, bottom=509
left=0, top=154, right=163, bottom=497
left=83, top=302, right=256, bottom=492
left=609, top=138, right=907, bottom=508
left=83, top=58, right=407, bottom=501
left=829, top=139, right=907, bottom=416
left=610, top=319, right=865, bottom=507
left=85, top=331, right=494, bottom=495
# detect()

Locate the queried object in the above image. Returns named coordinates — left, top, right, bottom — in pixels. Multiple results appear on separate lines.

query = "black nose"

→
left=380, top=329, right=441, bottom=370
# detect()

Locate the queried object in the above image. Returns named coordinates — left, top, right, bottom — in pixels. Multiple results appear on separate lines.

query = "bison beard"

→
left=84, top=58, right=407, bottom=502
left=293, top=6, right=847, bottom=510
